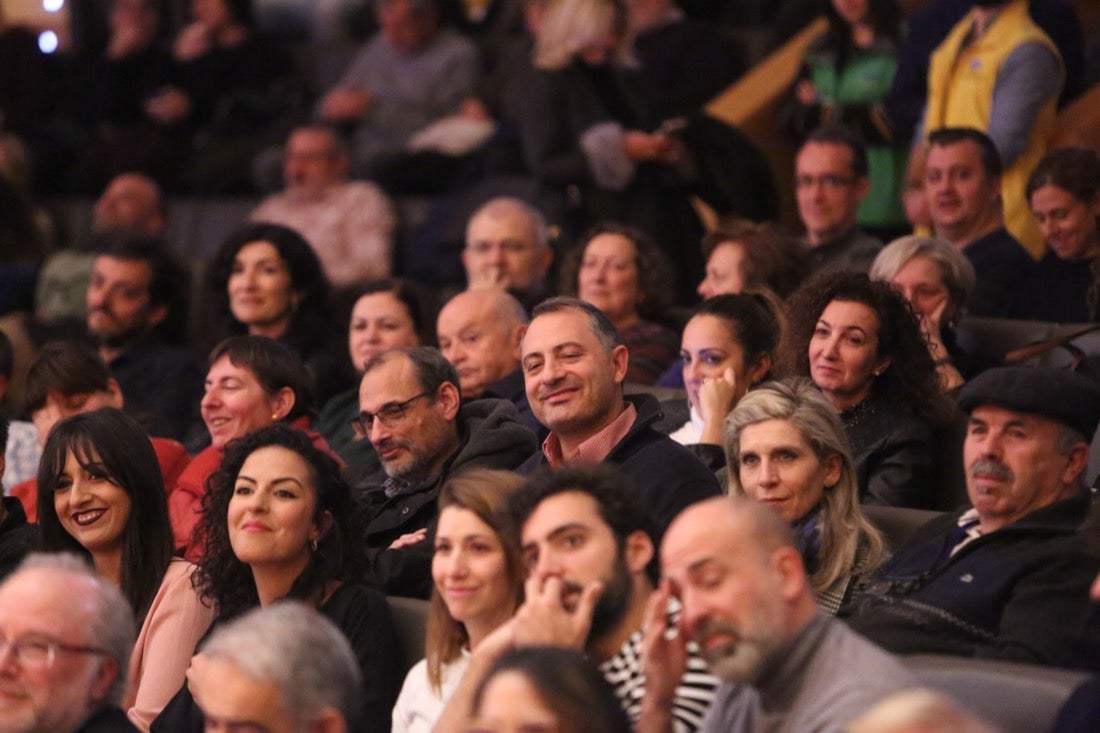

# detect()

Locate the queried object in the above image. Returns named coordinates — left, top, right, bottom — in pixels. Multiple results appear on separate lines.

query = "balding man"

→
left=841, top=366, right=1100, bottom=668
left=436, top=289, right=540, bottom=433
left=0, top=553, right=138, bottom=733
left=251, top=124, right=397, bottom=289
left=641, top=497, right=915, bottom=733
left=462, top=197, right=554, bottom=310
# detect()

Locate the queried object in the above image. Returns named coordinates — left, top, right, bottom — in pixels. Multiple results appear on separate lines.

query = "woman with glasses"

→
left=168, top=335, right=338, bottom=560
left=152, top=423, right=401, bottom=732
left=37, top=408, right=215, bottom=730
left=392, top=469, right=526, bottom=732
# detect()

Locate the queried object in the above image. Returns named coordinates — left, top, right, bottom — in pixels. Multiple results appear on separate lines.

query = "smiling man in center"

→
left=516, top=297, right=719, bottom=538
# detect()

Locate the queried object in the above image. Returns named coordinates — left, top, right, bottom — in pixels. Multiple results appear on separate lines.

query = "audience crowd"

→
left=0, top=0, right=1099, bottom=731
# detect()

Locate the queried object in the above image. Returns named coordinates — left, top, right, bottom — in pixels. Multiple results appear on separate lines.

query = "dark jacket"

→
left=840, top=494, right=1100, bottom=669
left=78, top=706, right=140, bottom=732
left=518, top=393, right=721, bottom=539
left=0, top=496, right=36, bottom=582
left=107, top=334, right=203, bottom=442
left=357, top=398, right=538, bottom=597
left=482, top=368, right=544, bottom=438
left=842, top=397, right=938, bottom=509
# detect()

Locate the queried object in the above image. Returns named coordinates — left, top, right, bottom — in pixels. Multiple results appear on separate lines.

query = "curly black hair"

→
left=193, top=423, right=365, bottom=619
left=558, top=222, right=672, bottom=321
left=205, top=222, right=339, bottom=361
left=779, top=270, right=953, bottom=425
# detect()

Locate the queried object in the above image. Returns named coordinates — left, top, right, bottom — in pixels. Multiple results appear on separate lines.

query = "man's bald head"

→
left=661, top=497, right=816, bottom=684
left=437, top=289, right=528, bottom=397
left=92, top=173, right=165, bottom=236
left=463, top=197, right=552, bottom=296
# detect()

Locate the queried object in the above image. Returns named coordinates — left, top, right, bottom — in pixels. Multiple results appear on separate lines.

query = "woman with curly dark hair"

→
left=153, top=423, right=401, bottom=732
left=205, top=222, right=352, bottom=407
left=781, top=270, right=953, bottom=508
left=560, top=222, right=678, bottom=384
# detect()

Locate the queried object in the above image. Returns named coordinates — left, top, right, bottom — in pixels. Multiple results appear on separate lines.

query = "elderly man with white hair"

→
left=188, top=602, right=363, bottom=733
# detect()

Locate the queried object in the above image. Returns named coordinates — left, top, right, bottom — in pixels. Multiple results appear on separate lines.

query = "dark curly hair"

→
left=205, top=222, right=338, bottom=362
left=558, top=222, right=671, bottom=321
left=780, top=270, right=952, bottom=424
left=193, top=423, right=365, bottom=619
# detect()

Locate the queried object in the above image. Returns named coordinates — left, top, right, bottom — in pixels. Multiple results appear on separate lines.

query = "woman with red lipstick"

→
left=169, top=335, right=335, bottom=559
left=669, top=294, right=781, bottom=469
left=782, top=271, right=952, bottom=508
left=37, top=408, right=215, bottom=730
left=1022, top=147, right=1100, bottom=323
left=392, top=469, right=526, bottom=733
left=154, top=423, right=401, bottom=733
left=560, top=222, right=678, bottom=385
left=723, top=378, right=888, bottom=614
left=205, top=222, right=352, bottom=408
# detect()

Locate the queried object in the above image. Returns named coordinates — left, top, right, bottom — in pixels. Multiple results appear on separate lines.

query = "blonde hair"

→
left=533, top=0, right=634, bottom=70
left=724, top=378, right=887, bottom=600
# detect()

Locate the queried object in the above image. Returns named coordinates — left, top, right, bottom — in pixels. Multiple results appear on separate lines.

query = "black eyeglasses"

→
left=0, top=634, right=109, bottom=671
left=349, top=391, right=433, bottom=438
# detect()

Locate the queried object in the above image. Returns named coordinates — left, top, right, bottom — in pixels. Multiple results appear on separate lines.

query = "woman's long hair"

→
left=781, top=270, right=953, bottom=425
left=425, top=469, right=526, bottom=692
left=724, top=378, right=887, bottom=598
left=205, top=222, right=337, bottom=360
left=37, top=408, right=174, bottom=625
left=193, top=423, right=364, bottom=619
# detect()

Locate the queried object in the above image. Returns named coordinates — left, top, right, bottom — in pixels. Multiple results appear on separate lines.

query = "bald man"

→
left=436, top=289, right=540, bottom=433
left=640, top=497, right=914, bottom=733
left=462, top=197, right=554, bottom=310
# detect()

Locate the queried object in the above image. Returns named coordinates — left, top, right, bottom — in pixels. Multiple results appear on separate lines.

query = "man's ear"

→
left=309, top=708, right=348, bottom=733
left=1062, top=443, right=1090, bottom=487
left=610, top=344, right=629, bottom=385
left=88, top=657, right=119, bottom=706
left=624, top=530, right=654, bottom=575
left=106, top=379, right=125, bottom=409
left=438, top=381, right=461, bottom=420
left=855, top=175, right=871, bottom=201
left=772, top=546, right=807, bottom=603
left=148, top=302, right=168, bottom=328
left=510, top=324, right=527, bottom=360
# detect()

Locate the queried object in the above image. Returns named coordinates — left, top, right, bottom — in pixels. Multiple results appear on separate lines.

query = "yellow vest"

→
left=924, top=0, right=1062, bottom=259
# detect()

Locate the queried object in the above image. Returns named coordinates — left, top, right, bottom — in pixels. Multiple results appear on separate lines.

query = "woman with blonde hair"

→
left=392, top=468, right=527, bottom=732
left=724, top=377, right=888, bottom=614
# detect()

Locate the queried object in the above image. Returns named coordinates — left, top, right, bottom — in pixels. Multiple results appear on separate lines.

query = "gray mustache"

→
left=969, top=458, right=1014, bottom=482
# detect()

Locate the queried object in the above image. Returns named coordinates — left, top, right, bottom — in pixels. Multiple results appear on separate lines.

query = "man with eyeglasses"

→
left=0, top=553, right=138, bottom=733
left=795, top=125, right=882, bottom=274
left=349, top=346, right=538, bottom=598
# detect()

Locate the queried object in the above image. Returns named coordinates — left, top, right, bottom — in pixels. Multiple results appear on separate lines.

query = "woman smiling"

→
left=392, top=469, right=525, bottom=732
left=37, top=408, right=214, bottom=730
left=154, top=424, right=401, bottom=732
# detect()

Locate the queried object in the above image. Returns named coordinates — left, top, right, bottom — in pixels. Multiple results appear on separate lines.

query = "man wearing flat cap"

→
left=840, top=366, right=1100, bottom=670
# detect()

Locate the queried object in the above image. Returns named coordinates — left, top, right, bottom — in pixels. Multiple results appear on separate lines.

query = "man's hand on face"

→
left=512, top=573, right=604, bottom=650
